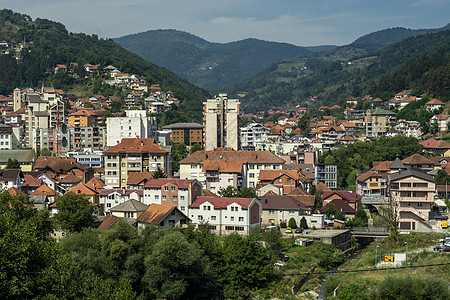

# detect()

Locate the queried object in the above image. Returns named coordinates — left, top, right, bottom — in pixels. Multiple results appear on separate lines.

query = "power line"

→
left=1, top=262, right=449, bottom=280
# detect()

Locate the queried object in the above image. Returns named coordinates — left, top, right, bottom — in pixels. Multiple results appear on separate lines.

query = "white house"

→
left=188, top=196, right=262, bottom=236
left=143, top=179, right=202, bottom=214
left=99, top=188, right=143, bottom=213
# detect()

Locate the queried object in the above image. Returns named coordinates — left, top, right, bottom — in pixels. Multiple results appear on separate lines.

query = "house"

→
left=201, top=159, right=246, bottom=191
left=100, top=188, right=144, bottom=213
left=401, top=154, right=433, bottom=172
left=259, top=194, right=323, bottom=228
left=188, top=196, right=261, bottom=236
left=389, top=169, right=437, bottom=231
left=126, top=172, right=154, bottom=189
left=422, top=140, right=450, bottom=156
left=257, top=170, right=300, bottom=194
left=430, top=115, right=450, bottom=133
left=322, top=190, right=362, bottom=210
left=110, top=199, right=148, bottom=219
left=67, top=182, right=99, bottom=204
left=320, top=198, right=357, bottom=219
left=0, top=149, right=35, bottom=171
left=255, top=183, right=282, bottom=197
left=365, top=108, right=396, bottom=138
left=426, top=99, right=444, bottom=111
left=137, top=204, right=189, bottom=228
left=143, top=179, right=203, bottom=214
left=34, top=156, right=93, bottom=184
left=0, top=169, right=23, bottom=189
left=356, top=170, right=389, bottom=204
left=30, top=184, right=58, bottom=203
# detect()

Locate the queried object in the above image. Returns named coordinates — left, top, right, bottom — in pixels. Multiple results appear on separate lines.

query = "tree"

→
left=347, top=206, right=369, bottom=227
left=324, top=155, right=336, bottom=164
left=152, top=166, right=168, bottom=179
left=54, top=192, right=95, bottom=232
left=300, top=216, right=308, bottom=229
left=379, top=193, right=400, bottom=241
left=324, top=203, right=337, bottom=219
left=218, top=186, right=238, bottom=198
left=190, top=143, right=202, bottom=154
left=6, top=158, right=20, bottom=169
left=172, top=142, right=188, bottom=173
left=288, top=217, right=297, bottom=229
left=236, top=187, right=257, bottom=198
left=39, top=147, right=52, bottom=157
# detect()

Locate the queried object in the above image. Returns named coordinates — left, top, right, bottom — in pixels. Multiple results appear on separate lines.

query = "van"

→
left=265, top=226, right=280, bottom=232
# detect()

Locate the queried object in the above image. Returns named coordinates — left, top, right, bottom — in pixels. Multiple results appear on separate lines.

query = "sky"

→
left=3, top=0, right=450, bottom=46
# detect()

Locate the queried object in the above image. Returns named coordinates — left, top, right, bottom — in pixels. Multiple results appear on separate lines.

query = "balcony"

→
left=361, top=195, right=390, bottom=204
left=400, top=206, right=428, bottom=221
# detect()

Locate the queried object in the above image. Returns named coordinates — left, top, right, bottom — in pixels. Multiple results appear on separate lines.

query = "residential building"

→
left=389, top=169, right=437, bottom=231
left=315, top=163, right=337, bottom=189
left=137, top=204, right=189, bottom=228
left=257, top=170, right=300, bottom=194
left=240, top=123, right=269, bottom=150
left=106, top=110, right=157, bottom=147
left=0, top=169, right=23, bottom=189
left=356, top=170, right=388, bottom=204
left=0, top=124, right=13, bottom=150
left=430, top=115, right=450, bottom=133
left=103, top=138, right=170, bottom=188
left=161, top=123, right=204, bottom=147
left=67, top=108, right=106, bottom=151
left=100, top=188, right=143, bottom=213
left=179, top=148, right=285, bottom=190
left=0, top=149, right=35, bottom=171
left=204, top=93, right=239, bottom=151
left=188, top=196, right=261, bottom=236
left=426, top=99, right=444, bottom=111
left=365, top=108, right=396, bottom=138
left=322, top=191, right=362, bottom=210
left=260, top=194, right=323, bottom=228
left=143, top=179, right=202, bottom=214
left=110, top=199, right=148, bottom=219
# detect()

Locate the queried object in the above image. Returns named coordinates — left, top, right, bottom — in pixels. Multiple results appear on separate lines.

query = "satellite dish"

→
left=61, top=136, right=68, bottom=148
left=306, top=168, right=310, bottom=172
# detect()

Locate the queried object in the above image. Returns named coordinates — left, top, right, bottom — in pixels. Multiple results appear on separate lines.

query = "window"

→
left=162, top=196, right=166, bottom=201
left=122, top=179, right=126, bottom=183
left=173, top=196, right=177, bottom=201
left=235, top=226, right=244, bottom=231
left=198, top=215, right=203, bottom=220
left=164, top=186, right=169, bottom=191
left=239, top=217, right=244, bottom=222
left=287, top=178, right=291, bottom=183
left=249, top=165, right=255, bottom=169
left=171, top=186, right=175, bottom=191
left=155, top=195, right=159, bottom=200
left=180, top=206, right=185, bottom=211
left=225, top=226, right=234, bottom=230
left=211, top=216, right=216, bottom=221
left=269, top=210, right=275, bottom=215
left=289, top=210, right=295, bottom=215
left=249, top=173, right=254, bottom=178
left=278, top=178, right=282, bottom=183
left=417, top=202, right=423, bottom=207
left=231, top=217, right=234, bottom=221
left=107, top=203, right=111, bottom=208
left=228, top=178, right=233, bottom=183
left=180, top=196, right=185, bottom=201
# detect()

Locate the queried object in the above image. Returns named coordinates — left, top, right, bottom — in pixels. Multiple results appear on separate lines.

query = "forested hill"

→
left=349, top=24, right=450, bottom=52
left=224, top=29, right=450, bottom=112
left=114, top=29, right=311, bottom=89
left=0, top=10, right=210, bottom=122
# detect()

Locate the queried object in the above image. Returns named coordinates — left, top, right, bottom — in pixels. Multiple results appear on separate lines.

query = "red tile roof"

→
left=320, top=198, right=356, bottom=214
left=144, top=179, right=194, bottom=189
left=322, top=191, right=361, bottom=203
left=126, top=172, right=154, bottom=185
left=202, top=160, right=245, bottom=173
left=137, top=204, right=177, bottom=224
left=30, top=185, right=58, bottom=196
left=356, top=170, right=382, bottom=182
left=98, top=214, right=119, bottom=232
left=104, top=138, right=168, bottom=154
left=180, top=148, right=285, bottom=165
left=401, top=154, right=432, bottom=165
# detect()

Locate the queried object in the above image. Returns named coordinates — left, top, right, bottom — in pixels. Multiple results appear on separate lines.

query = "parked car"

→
left=439, top=244, right=450, bottom=252
left=285, top=227, right=292, bottom=234
left=265, top=225, right=280, bottom=232
left=434, top=244, right=445, bottom=251
left=295, top=227, right=303, bottom=234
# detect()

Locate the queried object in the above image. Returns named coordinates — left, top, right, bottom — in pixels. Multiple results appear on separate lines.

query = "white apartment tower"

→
left=203, top=93, right=239, bottom=151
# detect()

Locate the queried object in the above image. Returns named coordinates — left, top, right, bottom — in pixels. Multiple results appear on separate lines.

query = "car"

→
left=439, top=245, right=450, bottom=252
left=295, top=227, right=303, bottom=234
left=285, top=227, right=292, bottom=233
left=434, top=244, right=445, bottom=251
left=265, top=226, right=280, bottom=232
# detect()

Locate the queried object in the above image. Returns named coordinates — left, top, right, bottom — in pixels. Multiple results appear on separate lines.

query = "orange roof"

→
left=316, top=182, right=331, bottom=191
left=30, top=185, right=58, bottom=196
left=181, top=148, right=284, bottom=165
left=68, top=182, right=98, bottom=196
left=372, top=161, right=393, bottom=172
left=202, top=160, right=245, bottom=173
left=356, top=170, right=382, bottom=182
left=339, top=135, right=357, bottom=141
left=425, top=140, right=450, bottom=149
left=104, top=138, right=168, bottom=154
left=137, top=204, right=177, bottom=224
left=258, top=170, right=299, bottom=181
left=127, top=172, right=154, bottom=185
left=401, top=154, right=432, bottom=165
left=426, top=99, right=444, bottom=105
left=98, top=214, right=119, bottom=232
left=86, top=177, right=106, bottom=192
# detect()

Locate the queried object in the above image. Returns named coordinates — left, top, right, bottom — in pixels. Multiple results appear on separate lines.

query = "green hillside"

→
left=0, top=10, right=210, bottom=122
left=224, top=29, right=450, bottom=112
left=114, top=29, right=311, bottom=89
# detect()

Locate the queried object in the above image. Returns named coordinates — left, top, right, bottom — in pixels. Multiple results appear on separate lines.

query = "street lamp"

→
left=404, top=242, right=408, bottom=263
left=375, top=245, right=379, bottom=267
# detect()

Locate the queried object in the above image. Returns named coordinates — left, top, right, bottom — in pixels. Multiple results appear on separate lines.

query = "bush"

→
left=312, top=226, right=316, bottom=230
left=280, top=221, right=287, bottom=228
left=300, top=216, right=308, bottom=229
left=288, top=218, right=297, bottom=229
left=377, top=276, right=449, bottom=299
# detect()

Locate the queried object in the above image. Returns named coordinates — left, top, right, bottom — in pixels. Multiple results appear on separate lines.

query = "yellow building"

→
left=0, top=149, right=35, bottom=171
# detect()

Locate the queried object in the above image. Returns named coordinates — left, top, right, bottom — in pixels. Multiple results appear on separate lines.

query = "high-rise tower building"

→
left=203, top=94, right=239, bottom=151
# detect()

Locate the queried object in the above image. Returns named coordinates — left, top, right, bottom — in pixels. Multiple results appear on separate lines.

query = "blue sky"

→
left=3, top=0, right=450, bottom=46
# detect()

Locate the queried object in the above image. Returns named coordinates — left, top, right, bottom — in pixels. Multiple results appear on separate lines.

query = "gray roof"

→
left=29, top=195, right=49, bottom=204
left=0, top=149, right=35, bottom=163
left=389, top=157, right=406, bottom=170
left=27, top=94, right=45, bottom=103
left=389, top=168, right=435, bottom=183
left=162, top=123, right=204, bottom=130
left=110, top=199, right=148, bottom=212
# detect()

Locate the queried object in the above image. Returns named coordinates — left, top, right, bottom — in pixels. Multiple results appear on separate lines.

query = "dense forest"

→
left=0, top=10, right=209, bottom=123
left=114, top=29, right=311, bottom=89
